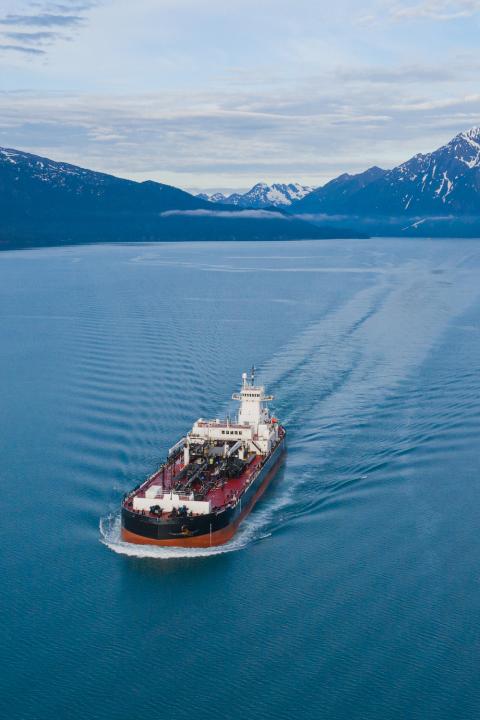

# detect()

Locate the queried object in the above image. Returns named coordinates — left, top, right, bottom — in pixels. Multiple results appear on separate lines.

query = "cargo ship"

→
left=121, top=369, right=286, bottom=547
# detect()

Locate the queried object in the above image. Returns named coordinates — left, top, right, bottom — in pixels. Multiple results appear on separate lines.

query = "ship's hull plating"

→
left=121, top=436, right=285, bottom=547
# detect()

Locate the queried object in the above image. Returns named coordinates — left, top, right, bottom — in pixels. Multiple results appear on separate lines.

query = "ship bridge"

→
left=232, top=369, right=273, bottom=428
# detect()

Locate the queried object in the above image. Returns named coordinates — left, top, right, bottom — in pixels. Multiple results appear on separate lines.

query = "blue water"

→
left=1, top=239, right=480, bottom=720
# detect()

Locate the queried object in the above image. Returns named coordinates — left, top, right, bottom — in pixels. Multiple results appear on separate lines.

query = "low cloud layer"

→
left=161, top=209, right=289, bottom=220
left=293, top=213, right=352, bottom=223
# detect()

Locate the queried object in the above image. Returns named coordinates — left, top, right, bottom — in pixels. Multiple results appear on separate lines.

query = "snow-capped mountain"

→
left=369, top=126, right=480, bottom=215
left=294, top=127, right=480, bottom=223
left=198, top=182, right=316, bottom=208
left=0, top=146, right=207, bottom=211
left=196, top=191, right=228, bottom=203
left=0, top=147, right=351, bottom=248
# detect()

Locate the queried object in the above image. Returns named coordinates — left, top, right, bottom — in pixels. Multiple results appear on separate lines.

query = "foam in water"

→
left=100, top=501, right=286, bottom=559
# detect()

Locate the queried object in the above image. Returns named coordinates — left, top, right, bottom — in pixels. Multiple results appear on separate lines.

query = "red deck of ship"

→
left=123, top=454, right=264, bottom=518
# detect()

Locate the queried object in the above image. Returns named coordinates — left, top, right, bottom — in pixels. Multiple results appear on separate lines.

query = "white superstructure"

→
left=181, top=369, right=279, bottom=464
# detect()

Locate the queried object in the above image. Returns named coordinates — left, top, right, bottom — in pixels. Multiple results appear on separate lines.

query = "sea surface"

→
left=1, top=238, right=480, bottom=720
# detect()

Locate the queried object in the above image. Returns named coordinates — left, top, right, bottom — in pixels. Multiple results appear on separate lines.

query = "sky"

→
left=1, top=0, right=480, bottom=193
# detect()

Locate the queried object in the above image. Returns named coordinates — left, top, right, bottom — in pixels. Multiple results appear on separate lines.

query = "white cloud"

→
left=0, top=0, right=99, bottom=56
left=390, top=0, right=480, bottom=20
left=1, top=73, right=480, bottom=189
left=2, top=1, right=480, bottom=188
left=161, top=209, right=289, bottom=220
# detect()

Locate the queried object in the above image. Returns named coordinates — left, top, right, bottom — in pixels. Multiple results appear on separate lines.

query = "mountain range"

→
left=290, top=126, right=480, bottom=236
left=203, top=127, right=480, bottom=236
left=2, top=126, right=480, bottom=248
left=0, top=148, right=361, bottom=249
left=198, top=182, right=315, bottom=208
